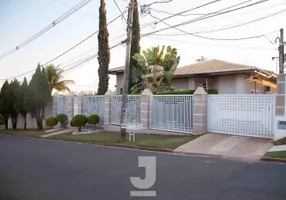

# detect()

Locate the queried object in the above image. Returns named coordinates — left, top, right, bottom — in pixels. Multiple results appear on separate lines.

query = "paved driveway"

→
left=0, top=135, right=285, bottom=200
left=175, top=133, right=273, bottom=160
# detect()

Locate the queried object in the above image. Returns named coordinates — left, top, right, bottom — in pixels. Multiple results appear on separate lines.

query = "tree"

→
left=24, top=64, right=51, bottom=130
left=44, top=64, right=74, bottom=94
left=131, top=46, right=180, bottom=93
left=10, top=79, right=21, bottom=129
left=97, top=0, right=110, bottom=95
left=15, top=77, right=29, bottom=129
left=128, top=0, right=141, bottom=92
left=0, top=80, right=11, bottom=129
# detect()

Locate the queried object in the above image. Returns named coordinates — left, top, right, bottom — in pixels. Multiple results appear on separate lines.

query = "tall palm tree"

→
left=44, top=64, right=74, bottom=94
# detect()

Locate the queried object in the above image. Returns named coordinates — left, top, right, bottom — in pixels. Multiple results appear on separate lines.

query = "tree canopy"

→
left=131, top=46, right=180, bottom=93
left=97, top=0, right=110, bottom=95
left=44, top=64, right=74, bottom=94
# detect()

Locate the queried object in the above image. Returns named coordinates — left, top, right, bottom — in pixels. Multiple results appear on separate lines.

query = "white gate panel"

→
left=111, top=95, right=141, bottom=125
left=150, top=95, right=193, bottom=133
left=207, top=95, right=275, bottom=138
left=83, top=96, right=104, bottom=125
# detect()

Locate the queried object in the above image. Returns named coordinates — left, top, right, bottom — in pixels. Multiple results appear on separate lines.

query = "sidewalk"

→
left=268, top=145, right=286, bottom=152
left=40, top=128, right=76, bottom=138
left=174, top=133, right=273, bottom=160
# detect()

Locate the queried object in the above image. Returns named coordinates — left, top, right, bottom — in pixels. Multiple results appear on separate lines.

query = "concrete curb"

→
left=261, top=157, right=286, bottom=163
left=46, top=138, right=174, bottom=153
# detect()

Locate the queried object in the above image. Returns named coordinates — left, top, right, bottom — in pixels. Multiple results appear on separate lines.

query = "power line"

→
left=150, top=1, right=286, bottom=18
left=145, top=35, right=276, bottom=50
left=0, top=0, right=93, bottom=61
left=0, top=12, right=126, bottom=81
left=113, top=0, right=127, bottom=23
left=141, top=0, right=269, bottom=38
left=192, top=8, right=286, bottom=34
left=62, top=42, right=124, bottom=73
left=54, top=0, right=99, bottom=19
left=149, top=12, right=277, bottom=41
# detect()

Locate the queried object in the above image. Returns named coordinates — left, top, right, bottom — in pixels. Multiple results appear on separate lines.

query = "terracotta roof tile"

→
left=109, top=59, right=275, bottom=75
left=175, top=59, right=256, bottom=75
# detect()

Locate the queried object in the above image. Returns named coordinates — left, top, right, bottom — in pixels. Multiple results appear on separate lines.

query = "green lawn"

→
left=0, top=129, right=46, bottom=137
left=264, top=151, right=286, bottom=159
left=274, top=137, right=286, bottom=145
left=49, top=131, right=198, bottom=150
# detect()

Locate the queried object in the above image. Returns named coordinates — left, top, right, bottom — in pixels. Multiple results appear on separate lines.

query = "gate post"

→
left=274, top=73, right=286, bottom=140
left=140, top=89, right=152, bottom=130
left=104, top=90, right=113, bottom=131
left=193, top=86, right=207, bottom=135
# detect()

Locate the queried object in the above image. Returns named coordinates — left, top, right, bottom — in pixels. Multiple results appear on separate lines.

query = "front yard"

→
left=264, top=151, right=286, bottom=159
left=0, top=129, right=46, bottom=137
left=0, top=129, right=198, bottom=150
left=49, top=131, right=198, bottom=150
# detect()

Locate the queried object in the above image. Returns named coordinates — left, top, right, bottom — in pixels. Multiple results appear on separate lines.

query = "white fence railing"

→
left=207, top=95, right=275, bottom=138
left=83, top=96, right=104, bottom=125
left=150, top=95, right=193, bottom=133
left=111, top=95, right=141, bottom=125
left=56, top=96, right=69, bottom=116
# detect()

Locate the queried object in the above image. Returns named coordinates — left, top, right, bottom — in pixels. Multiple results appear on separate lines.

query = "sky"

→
left=0, top=0, right=285, bottom=93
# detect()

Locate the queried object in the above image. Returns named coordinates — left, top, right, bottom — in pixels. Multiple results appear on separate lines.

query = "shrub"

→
left=155, top=88, right=218, bottom=95
left=46, top=117, right=57, bottom=128
left=0, top=115, right=4, bottom=125
left=70, top=114, right=88, bottom=131
left=88, top=114, right=100, bottom=125
left=56, top=114, right=68, bottom=127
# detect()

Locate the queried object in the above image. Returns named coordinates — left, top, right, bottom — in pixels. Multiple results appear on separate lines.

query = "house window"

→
left=120, top=88, right=123, bottom=95
left=264, top=86, right=270, bottom=92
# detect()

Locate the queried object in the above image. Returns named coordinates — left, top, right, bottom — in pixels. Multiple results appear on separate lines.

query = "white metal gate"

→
left=207, top=95, right=275, bottom=138
left=83, top=96, right=104, bottom=125
left=150, top=95, right=193, bottom=133
left=111, top=95, right=141, bottom=125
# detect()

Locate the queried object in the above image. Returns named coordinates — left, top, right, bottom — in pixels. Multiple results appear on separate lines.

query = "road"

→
left=0, top=135, right=285, bottom=200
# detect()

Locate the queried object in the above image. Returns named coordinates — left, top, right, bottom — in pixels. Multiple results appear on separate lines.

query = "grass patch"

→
left=0, top=129, right=46, bottom=137
left=264, top=151, right=286, bottom=159
left=49, top=131, right=198, bottom=150
left=274, top=137, right=286, bottom=145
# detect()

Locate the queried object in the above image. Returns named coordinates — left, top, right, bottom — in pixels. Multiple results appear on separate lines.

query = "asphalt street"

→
left=0, top=135, right=285, bottom=200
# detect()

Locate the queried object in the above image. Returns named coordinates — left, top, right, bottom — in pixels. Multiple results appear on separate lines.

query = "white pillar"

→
left=274, top=73, right=286, bottom=140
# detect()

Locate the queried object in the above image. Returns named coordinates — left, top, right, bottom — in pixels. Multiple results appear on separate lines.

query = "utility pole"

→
left=278, top=28, right=284, bottom=74
left=120, top=0, right=134, bottom=141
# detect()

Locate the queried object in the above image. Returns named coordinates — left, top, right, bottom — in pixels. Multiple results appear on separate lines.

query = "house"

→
left=108, top=59, right=277, bottom=94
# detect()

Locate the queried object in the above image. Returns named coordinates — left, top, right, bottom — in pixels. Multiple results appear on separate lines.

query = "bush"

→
left=56, top=114, right=68, bottom=127
left=155, top=88, right=218, bottom=95
left=70, top=114, right=88, bottom=131
left=46, top=117, right=57, bottom=128
left=0, top=115, right=4, bottom=125
left=88, top=114, right=100, bottom=125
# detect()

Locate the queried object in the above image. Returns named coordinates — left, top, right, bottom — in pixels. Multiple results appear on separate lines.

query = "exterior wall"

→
left=216, top=75, right=236, bottom=94
left=171, top=78, right=188, bottom=90
left=245, top=80, right=277, bottom=94
left=114, top=72, right=276, bottom=94
left=116, top=72, right=124, bottom=94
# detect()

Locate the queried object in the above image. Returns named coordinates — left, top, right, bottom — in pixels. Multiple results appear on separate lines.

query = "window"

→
left=120, top=88, right=123, bottom=95
left=264, top=86, right=270, bottom=92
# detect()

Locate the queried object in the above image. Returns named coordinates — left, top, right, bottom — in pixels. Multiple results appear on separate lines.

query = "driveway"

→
left=175, top=133, right=273, bottom=160
left=0, top=135, right=285, bottom=200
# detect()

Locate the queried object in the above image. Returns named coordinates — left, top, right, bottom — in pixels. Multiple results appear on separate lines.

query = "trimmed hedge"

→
left=156, top=88, right=218, bottom=95
left=70, top=114, right=88, bottom=131
left=88, top=114, right=100, bottom=125
left=56, top=114, right=68, bottom=126
left=46, top=117, right=57, bottom=128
